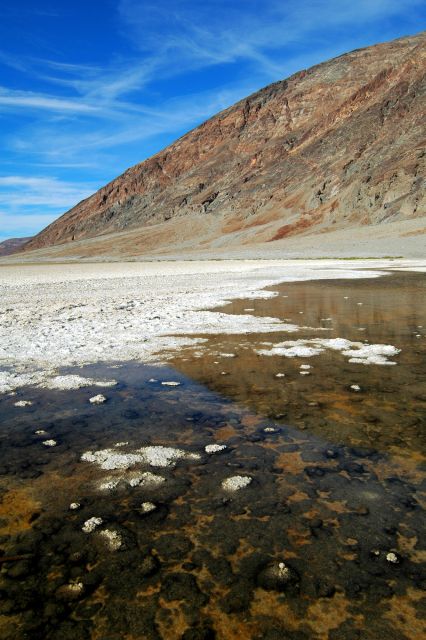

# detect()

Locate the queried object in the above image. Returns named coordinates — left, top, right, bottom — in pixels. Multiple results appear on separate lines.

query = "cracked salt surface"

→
left=256, top=338, right=400, bottom=365
left=1, top=260, right=402, bottom=394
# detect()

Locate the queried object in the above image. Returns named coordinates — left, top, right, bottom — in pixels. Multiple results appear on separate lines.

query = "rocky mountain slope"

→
left=23, top=32, right=425, bottom=256
left=0, top=237, right=32, bottom=257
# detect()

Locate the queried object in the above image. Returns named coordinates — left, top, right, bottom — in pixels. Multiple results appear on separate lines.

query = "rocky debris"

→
left=82, top=517, right=103, bottom=533
left=221, top=475, right=252, bottom=492
left=205, top=444, right=227, bottom=454
left=89, top=394, right=107, bottom=404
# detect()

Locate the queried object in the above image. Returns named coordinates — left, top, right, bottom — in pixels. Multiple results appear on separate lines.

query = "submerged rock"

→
left=257, top=561, right=299, bottom=591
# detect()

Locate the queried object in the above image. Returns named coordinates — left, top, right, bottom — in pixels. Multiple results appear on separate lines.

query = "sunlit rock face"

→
left=23, top=32, right=425, bottom=257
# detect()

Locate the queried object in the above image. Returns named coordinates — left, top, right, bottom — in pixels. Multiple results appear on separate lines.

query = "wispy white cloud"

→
left=0, top=87, right=101, bottom=114
left=0, top=176, right=95, bottom=210
left=0, top=0, right=423, bottom=239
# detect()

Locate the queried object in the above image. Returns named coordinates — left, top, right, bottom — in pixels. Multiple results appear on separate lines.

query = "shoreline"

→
left=1, top=258, right=425, bottom=392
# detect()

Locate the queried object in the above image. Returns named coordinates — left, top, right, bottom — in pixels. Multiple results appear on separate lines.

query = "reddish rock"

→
left=23, top=32, right=425, bottom=254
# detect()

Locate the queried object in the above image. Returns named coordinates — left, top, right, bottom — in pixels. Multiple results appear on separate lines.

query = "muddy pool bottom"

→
left=0, top=362, right=425, bottom=640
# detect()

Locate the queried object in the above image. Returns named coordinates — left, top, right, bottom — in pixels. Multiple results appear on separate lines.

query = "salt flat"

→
left=0, top=258, right=424, bottom=392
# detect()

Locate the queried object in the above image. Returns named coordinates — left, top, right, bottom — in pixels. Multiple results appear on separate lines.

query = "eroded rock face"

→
left=24, top=32, right=425, bottom=254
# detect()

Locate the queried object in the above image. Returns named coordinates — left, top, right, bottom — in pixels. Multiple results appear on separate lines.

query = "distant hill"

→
left=23, top=31, right=425, bottom=258
left=0, top=237, right=31, bottom=257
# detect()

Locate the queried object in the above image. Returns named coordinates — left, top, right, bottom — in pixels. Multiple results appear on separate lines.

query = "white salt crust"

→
left=99, top=529, right=122, bottom=551
left=221, top=475, right=252, bottom=492
left=82, top=517, right=103, bottom=533
left=256, top=338, right=400, bottom=365
left=81, top=445, right=200, bottom=470
left=205, top=444, right=227, bottom=454
left=2, top=260, right=408, bottom=395
left=42, top=439, right=57, bottom=447
left=89, top=394, right=107, bottom=404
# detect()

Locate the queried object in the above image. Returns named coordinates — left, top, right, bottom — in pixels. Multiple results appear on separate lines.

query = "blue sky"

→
left=0, top=0, right=424, bottom=240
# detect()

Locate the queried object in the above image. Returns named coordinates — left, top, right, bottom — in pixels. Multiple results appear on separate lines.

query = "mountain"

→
left=0, top=237, right=32, bottom=257
left=23, top=32, right=425, bottom=258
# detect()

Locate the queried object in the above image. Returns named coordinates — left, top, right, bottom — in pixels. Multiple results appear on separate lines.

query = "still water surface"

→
left=0, top=271, right=424, bottom=639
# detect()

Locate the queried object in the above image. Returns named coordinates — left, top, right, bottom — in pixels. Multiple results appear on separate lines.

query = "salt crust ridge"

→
left=1, top=260, right=408, bottom=394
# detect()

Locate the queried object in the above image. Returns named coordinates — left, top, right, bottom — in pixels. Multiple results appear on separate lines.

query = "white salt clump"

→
left=141, top=502, right=157, bottom=513
left=277, top=562, right=291, bottom=579
left=205, top=444, right=227, bottom=454
left=35, top=430, right=47, bottom=435
left=99, top=529, right=122, bottom=551
left=220, top=371, right=228, bottom=375
left=82, top=445, right=199, bottom=471
left=114, top=442, right=129, bottom=448
left=67, top=582, right=84, bottom=593
left=148, top=378, right=158, bottom=383
left=161, top=381, right=181, bottom=387
left=43, top=375, right=117, bottom=390
left=244, top=308, right=255, bottom=311
left=220, top=353, right=236, bottom=358
left=300, top=371, right=310, bottom=376
left=350, top=384, right=361, bottom=392
left=300, top=364, right=311, bottom=370
left=264, top=427, right=278, bottom=433
left=43, top=439, right=57, bottom=447
left=99, top=479, right=119, bottom=491
left=128, top=472, right=165, bottom=487
left=138, top=446, right=201, bottom=468
left=275, top=373, right=285, bottom=378
left=89, top=394, right=106, bottom=404
left=386, top=552, right=400, bottom=564
left=357, top=302, right=363, bottom=306
left=14, top=400, right=32, bottom=407
left=81, top=449, right=142, bottom=470
left=221, top=475, right=252, bottom=492
left=256, top=338, right=400, bottom=366
left=69, top=502, right=81, bottom=510
left=82, top=517, right=103, bottom=533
